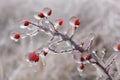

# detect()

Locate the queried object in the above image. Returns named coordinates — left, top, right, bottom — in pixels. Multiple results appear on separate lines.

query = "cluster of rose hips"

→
left=10, top=8, right=120, bottom=79
left=27, top=51, right=48, bottom=62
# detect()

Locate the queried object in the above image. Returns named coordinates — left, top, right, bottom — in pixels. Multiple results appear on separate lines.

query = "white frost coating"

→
left=1, top=0, right=120, bottom=80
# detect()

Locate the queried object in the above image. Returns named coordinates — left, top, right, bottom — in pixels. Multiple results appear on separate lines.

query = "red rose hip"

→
left=24, top=20, right=30, bottom=26
left=14, top=33, right=20, bottom=39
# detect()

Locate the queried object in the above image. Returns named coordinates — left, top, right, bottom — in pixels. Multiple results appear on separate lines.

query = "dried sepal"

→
left=85, top=53, right=91, bottom=60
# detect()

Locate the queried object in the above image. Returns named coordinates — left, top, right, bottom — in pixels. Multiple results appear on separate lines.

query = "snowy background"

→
left=0, top=0, right=120, bottom=80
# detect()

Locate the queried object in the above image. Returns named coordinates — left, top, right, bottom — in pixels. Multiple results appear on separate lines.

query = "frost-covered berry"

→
left=38, top=12, right=45, bottom=18
left=14, top=33, right=20, bottom=39
left=80, top=55, right=85, bottom=61
left=24, top=20, right=30, bottom=26
left=43, top=51, right=48, bottom=56
left=47, top=9, right=52, bottom=16
left=74, top=19, right=80, bottom=25
left=86, top=54, right=91, bottom=60
left=80, top=63, right=84, bottom=69
left=58, top=19, right=63, bottom=26
left=117, top=44, right=120, bottom=51
left=28, top=52, right=39, bottom=62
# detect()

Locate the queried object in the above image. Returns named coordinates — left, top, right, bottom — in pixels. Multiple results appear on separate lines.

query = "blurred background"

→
left=0, top=0, right=120, bottom=80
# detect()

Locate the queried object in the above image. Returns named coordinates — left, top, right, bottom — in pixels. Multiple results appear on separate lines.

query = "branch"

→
left=48, top=47, right=74, bottom=54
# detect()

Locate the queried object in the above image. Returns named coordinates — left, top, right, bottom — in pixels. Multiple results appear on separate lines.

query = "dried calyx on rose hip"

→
left=28, top=52, right=39, bottom=62
left=38, top=12, right=45, bottom=18
left=117, top=44, right=120, bottom=51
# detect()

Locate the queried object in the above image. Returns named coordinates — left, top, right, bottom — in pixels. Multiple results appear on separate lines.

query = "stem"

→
left=30, top=22, right=112, bottom=80
left=91, top=61, right=112, bottom=80
left=30, top=22, right=84, bottom=52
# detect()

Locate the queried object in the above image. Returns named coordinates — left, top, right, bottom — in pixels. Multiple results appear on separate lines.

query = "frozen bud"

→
left=28, top=52, right=39, bottom=62
left=10, top=33, right=21, bottom=42
left=42, top=7, right=52, bottom=17
left=80, top=63, right=84, bottom=69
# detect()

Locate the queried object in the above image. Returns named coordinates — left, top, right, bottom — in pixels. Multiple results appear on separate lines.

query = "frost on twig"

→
left=10, top=7, right=120, bottom=80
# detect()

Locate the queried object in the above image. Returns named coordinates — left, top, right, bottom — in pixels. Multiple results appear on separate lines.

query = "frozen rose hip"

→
left=14, top=33, right=20, bottom=39
left=24, top=20, right=30, bottom=26
left=80, top=63, right=84, bottom=69
left=74, top=19, right=80, bottom=25
left=38, top=12, right=45, bottom=18
left=86, top=54, right=91, bottom=60
left=28, top=52, right=39, bottom=62
left=80, top=55, right=85, bottom=61
left=58, top=19, right=63, bottom=26
left=117, top=44, right=120, bottom=51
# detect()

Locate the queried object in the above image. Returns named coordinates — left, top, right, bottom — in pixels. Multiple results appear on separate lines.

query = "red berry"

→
left=14, top=33, right=20, bottom=39
left=117, top=44, right=120, bottom=51
left=74, top=19, right=80, bottom=25
left=38, top=12, right=45, bottom=18
left=47, top=10, right=52, bottom=16
left=80, top=55, right=85, bottom=61
left=34, top=55, right=39, bottom=62
left=80, top=63, right=84, bottom=69
left=86, top=54, right=91, bottom=60
left=28, top=52, right=39, bottom=62
left=24, top=20, right=30, bottom=26
left=43, top=51, right=48, bottom=56
left=58, top=19, right=63, bottom=26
